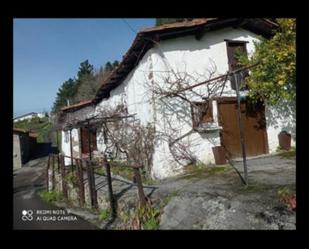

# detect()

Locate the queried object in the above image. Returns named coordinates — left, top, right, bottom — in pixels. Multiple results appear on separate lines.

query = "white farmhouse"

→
left=14, top=112, right=46, bottom=122
left=60, top=18, right=295, bottom=179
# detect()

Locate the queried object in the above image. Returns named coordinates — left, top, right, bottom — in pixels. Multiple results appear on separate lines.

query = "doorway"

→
left=217, top=97, right=268, bottom=158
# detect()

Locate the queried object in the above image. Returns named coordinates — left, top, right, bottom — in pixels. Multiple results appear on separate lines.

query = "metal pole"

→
left=69, top=129, right=74, bottom=173
left=233, top=72, right=248, bottom=185
left=87, top=120, right=92, bottom=160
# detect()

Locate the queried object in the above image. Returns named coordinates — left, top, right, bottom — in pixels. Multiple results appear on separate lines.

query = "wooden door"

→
left=217, top=98, right=268, bottom=158
left=80, top=127, right=97, bottom=154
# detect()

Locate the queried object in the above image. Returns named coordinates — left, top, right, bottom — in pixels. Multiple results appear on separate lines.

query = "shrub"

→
left=277, top=187, right=296, bottom=211
left=39, top=190, right=64, bottom=203
left=99, top=209, right=110, bottom=221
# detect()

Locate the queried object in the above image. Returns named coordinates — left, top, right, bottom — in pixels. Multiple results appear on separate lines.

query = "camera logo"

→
left=22, top=210, right=33, bottom=221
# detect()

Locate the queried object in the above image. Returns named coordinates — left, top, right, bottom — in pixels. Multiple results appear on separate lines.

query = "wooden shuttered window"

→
left=226, top=40, right=249, bottom=90
left=191, top=101, right=213, bottom=128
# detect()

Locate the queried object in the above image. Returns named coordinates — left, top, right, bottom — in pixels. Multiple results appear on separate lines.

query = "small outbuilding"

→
left=13, top=128, right=37, bottom=170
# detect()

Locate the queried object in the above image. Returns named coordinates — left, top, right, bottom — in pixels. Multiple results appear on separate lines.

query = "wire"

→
left=121, top=18, right=137, bottom=35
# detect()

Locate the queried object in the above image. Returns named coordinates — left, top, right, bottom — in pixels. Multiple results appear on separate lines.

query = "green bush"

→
left=66, top=172, right=77, bottom=186
left=39, top=190, right=64, bottom=203
left=143, top=217, right=160, bottom=230
left=99, top=209, right=110, bottom=221
left=137, top=205, right=160, bottom=230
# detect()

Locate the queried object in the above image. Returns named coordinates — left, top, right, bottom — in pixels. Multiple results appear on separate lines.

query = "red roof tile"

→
left=91, top=19, right=277, bottom=104
left=60, top=100, right=93, bottom=112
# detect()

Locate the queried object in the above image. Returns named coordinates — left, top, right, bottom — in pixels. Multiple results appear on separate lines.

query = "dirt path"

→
left=13, top=157, right=98, bottom=230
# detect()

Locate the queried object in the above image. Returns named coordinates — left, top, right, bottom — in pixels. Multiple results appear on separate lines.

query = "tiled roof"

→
left=93, top=18, right=278, bottom=103
left=60, top=100, right=93, bottom=112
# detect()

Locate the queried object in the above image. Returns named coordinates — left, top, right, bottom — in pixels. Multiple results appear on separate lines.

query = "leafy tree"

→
left=52, top=59, right=121, bottom=113
left=112, top=60, right=119, bottom=69
left=77, top=60, right=94, bottom=79
left=104, top=61, right=113, bottom=72
left=238, top=18, right=295, bottom=106
left=52, top=78, right=77, bottom=113
left=73, top=60, right=96, bottom=103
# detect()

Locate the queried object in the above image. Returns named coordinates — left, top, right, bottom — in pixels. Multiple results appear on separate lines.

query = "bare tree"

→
left=145, top=59, right=229, bottom=166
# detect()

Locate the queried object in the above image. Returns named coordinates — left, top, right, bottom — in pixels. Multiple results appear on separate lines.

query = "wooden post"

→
left=46, top=155, right=51, bottom=191
left=56, top=130, right=59, bottom=153
left=57, top=153, right=60, bottom=173
left=133, top=166, right=147, bottom=207
left=85, top=160, right=98, bottom=209
left=234, top=72, right=248, bottom=185
left=60, top=155, right=68, bottom=200
left=87, top=121, right=92, bottom=160
left=103, top=155, right=117, bottom=217
left=69, top=129, right=74, bottom=173
left=76, top=159, right=85, bottom=206
left=52, top=154, right=55, bottom=190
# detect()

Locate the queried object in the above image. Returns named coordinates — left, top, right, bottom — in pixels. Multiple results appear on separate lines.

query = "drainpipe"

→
left=233, top=72, right=248, bottom=185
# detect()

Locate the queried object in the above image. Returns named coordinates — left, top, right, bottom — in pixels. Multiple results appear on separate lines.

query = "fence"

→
left=46, top=153, right=147, bottom=217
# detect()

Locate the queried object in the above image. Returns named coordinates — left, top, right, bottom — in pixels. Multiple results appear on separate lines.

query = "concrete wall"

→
left=13, top=134, right=22, bottom=170
left=13, top=133, right=37, bottom=169
left=61, top=128, right=80, bottom=166
left=266, top=101, right=296, bottom=153
left=61, top=106, right=95, bottom=166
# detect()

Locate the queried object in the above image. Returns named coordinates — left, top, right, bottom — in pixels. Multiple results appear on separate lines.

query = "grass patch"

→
left=93, top=160, right=158, bottom=186
left=161, top=191, right=179, bottom=207
left=110, top=160, right=134, bottom=180
left=277, top=147, right=296, bottom=159
left=138, top=205, right=161, bottom=230
left=143, top=216, right=160, bottom=230
left=99, top=208, right=111, bottom=221
left=117, top=204, right=161, bottom=230
left=14, top=116, right=52, bottom=143
left=66, top=172, right=78, bottom=187
left=240, top=183, right=273, bottom=193
left=39, top=190, right=64, bottom=203
left=143, top=178, right=159, bottom=185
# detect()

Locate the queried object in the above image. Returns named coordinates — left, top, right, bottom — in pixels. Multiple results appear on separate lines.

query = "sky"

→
left=13, top=18, right=156, bottom=118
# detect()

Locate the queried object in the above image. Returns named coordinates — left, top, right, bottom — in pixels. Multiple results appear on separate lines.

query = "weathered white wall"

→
left=265, top=101, right=296, bottom=152
left=94, top=49, right=155, bottom=154
left=61, top=128, right=80, bottom=166
left=149, top=27, right=263, bottom=179
left=66, top=26, right=295, bottom=179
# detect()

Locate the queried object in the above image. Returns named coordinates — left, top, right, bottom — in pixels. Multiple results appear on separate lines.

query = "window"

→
left=191, top=101, right=213, bottom=128
left=226, top=40, right=249, bottom=90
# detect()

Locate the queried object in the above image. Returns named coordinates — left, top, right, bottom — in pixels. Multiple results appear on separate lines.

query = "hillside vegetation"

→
left=13, top=116, right=54, bottom=143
